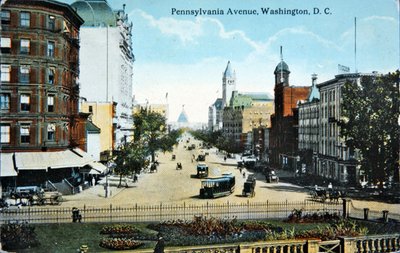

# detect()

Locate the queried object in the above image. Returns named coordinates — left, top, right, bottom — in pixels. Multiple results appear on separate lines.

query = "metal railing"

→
left=0, top=200, right=342, bottom=224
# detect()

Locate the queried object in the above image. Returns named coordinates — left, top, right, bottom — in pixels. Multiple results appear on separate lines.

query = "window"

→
left=20, top=12, right=30, bottom=27
left=19, top=65, right=30, bottom=83
left=47, top=41, right=55, bottom=57
left=0, top=94, right=10, bottom=111
left=1, top=10, right=10, bottom=25
left=20, top=39, right=30, bottom=54
left=48, top=15, right=55, bottom=30
left=0, top=37, right=11, bottom=53
left=1, top=65, right=11, bottom=82
left=48, top=68, right=55, bottom=84
left=88, top=105, right=93, bottom=113
left=20, top=94, right=30, bottom=111
left=47, top=95, right=54, bottom=112
left=20, top=124, right=30, bottom=144
left=0, top=124, right=10, bottom=143
left=47, top=123, right=55, bottom=141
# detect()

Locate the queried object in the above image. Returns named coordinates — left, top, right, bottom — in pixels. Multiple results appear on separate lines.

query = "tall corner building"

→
left=71, top=0, right=134, bottom=158
left=0, top=0, right=106, bottom=188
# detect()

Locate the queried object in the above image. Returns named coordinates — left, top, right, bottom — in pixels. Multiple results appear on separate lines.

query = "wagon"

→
left=242, top=175, right=256, bottom=197
left=30, top=192, right=63, bottom=205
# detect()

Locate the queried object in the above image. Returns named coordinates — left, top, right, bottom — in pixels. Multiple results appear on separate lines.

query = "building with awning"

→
left=0, top=149, right=107, bottom=187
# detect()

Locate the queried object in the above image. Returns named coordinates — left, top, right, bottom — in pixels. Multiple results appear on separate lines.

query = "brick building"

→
left=269, top=58, right=310, bottom=170
left=0, top=0, right=104, bottom=189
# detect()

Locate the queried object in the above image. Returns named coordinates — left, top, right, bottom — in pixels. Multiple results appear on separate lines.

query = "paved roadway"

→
left=57, top=133, right=399, bottom=216
left=61, top=133, right=309, bottom=207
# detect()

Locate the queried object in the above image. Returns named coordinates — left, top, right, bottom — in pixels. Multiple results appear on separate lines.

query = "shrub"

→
left=1, top=222, right=40, bottom=250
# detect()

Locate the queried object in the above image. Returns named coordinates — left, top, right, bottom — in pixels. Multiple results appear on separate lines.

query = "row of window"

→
left=1, top=37, right=55, bottom=57
left=1, top=64, right=55, bottom=84
left=1, top=10, right=56, bottom=30
left=0, top=93, right=55, bottom=112
left=0, top=123, right=56, bottom=144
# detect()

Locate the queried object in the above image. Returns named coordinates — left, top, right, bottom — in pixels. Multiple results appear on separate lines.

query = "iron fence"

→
left=0, top=200, right=342, bottom=224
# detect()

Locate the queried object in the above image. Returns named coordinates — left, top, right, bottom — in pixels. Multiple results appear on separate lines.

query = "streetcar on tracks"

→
left=199, top=173, right=235, bottom=198
left=196, top=163, right=209, bottom=178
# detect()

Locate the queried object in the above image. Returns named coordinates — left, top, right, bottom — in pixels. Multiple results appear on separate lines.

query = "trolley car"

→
left=199, top=173, right=235, bottom=198
left=196, top=163, right=209, bottom=178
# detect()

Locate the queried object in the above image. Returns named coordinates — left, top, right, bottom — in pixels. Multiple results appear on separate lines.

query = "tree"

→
left=134, top=109, right=181, bottom=162
left=113, top=141, right=147, bottom=187
left=340, top=71, right=400, bottom=184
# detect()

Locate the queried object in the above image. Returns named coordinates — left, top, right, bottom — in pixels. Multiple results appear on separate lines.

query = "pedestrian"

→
left=133, top=174, right=138, bottom=183
left=224, top=156, right=227, bottom=162
left=154, top=236, right=165, bottom=253
left=91, top=177, right=96, bottom=186
left=239, top=167, right=242, bottom=173
left=243, top=172, right=246, bottom=178
left=328, top=182, right=333, bottom=190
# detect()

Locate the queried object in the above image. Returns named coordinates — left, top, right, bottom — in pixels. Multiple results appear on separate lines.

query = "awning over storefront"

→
left=14, top=148, right=98, bottom=171
left=0, top=153, right=18, bottom=177
left=88, top=161, right=108, bottom=175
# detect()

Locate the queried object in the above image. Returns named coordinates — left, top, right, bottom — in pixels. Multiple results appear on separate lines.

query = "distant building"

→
left=269, top=56, right=310, bottom=170
left=71, top=0, right=134, bottom=158
left=222, top=61, right=236, bottom=108
left=208, top=61, right=236, bottom=131
left=177, top=105, right=189, bottom=128
left=0, top=0, right=105, bottom=189
left=298, top=74, right=320, bottom=175
left=133, top=103, right=168, bottom=119
left=222, top=92, right=274, bottom=151
left=208, top=98, right=223, bottom=131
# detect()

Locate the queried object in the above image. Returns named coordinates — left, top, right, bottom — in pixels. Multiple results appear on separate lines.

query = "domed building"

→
left=269, top=48, right=311, bottom=169
left=71, top=0, right=135, bottom=160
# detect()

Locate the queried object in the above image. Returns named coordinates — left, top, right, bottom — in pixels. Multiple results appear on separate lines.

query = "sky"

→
left=63, top=0, right=400, bottom=123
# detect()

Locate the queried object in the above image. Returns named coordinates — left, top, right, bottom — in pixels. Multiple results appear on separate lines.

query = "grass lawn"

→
left=19, top=223, right=158, bottom=253
left=10, top=218, right=387, bottom=253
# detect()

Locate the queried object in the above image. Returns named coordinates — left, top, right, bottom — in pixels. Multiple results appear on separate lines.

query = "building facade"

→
left=222, top=92, right=274, bottom=151
left=298, top=74, right=320, bottom=174
left=0, top=0, right=105, bottom=188
left=315, top=73, right=374, bottom=184
left=208, top=61, right=236, bottom=131
left=269, top=59, right=310, bottom=169
left=71, top=0, right=135, bottom=157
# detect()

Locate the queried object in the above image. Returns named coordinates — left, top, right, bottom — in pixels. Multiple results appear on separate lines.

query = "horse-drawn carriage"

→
left=242, top=174, right=256, bottom=197
left=309, top=187, right=344, bottom=203
left=8, top=186, right=62, bottom=206
left=150, top=162, right=158, bottom=173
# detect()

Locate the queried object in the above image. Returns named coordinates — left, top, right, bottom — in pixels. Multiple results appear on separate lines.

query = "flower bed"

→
left=99, top=224, right=143, bottom=250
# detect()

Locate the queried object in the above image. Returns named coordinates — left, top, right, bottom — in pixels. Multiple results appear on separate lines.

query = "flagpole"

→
left=354, top=17, right=357, bottom=73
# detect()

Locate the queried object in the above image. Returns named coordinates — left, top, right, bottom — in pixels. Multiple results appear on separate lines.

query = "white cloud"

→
left=134, top=9, right=203, bottom=44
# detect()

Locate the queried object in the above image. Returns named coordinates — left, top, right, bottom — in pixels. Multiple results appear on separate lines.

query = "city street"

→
left=60, top=134, right=400, bottom=215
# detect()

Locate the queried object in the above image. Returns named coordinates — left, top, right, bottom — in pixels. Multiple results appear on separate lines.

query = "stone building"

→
left=269, top=57, right=310, bottom=170
left=208, top=61, right=236, bottom=131
left=71, top=0, right=135, bottom=158
left=315, top=73, right=376, bottom=184
left=222, top=92, right=274, bottom=151
left=0, top=0, right=104, bottom=188
left=298, top=74, right=320, bottom=175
